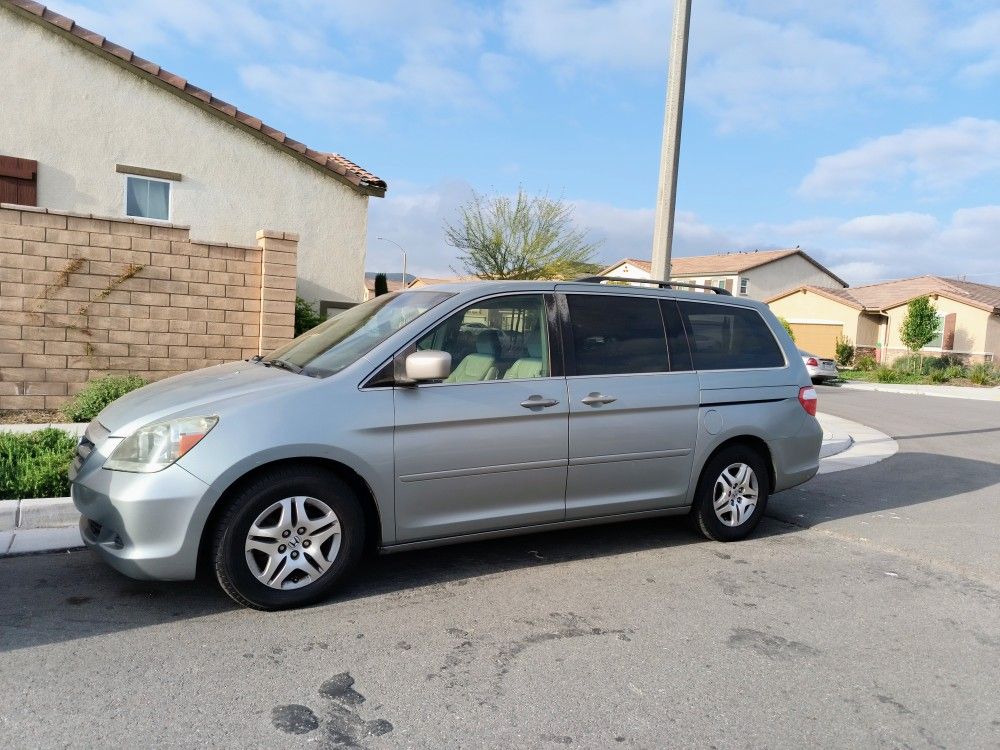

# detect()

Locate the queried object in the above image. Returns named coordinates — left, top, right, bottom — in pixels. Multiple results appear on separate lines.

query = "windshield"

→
left=267, top=291, right=453, bottom=377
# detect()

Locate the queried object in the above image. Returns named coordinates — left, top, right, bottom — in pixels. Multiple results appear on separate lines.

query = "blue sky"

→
left=61, top=0, right=1000, bottom=284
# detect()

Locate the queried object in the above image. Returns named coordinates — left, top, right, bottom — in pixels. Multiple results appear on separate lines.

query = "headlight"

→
left=104, top=416, right=218, bottom=473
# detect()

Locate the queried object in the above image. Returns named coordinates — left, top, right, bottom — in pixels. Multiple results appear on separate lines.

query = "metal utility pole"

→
left=650, top=0, right=692, bottom=281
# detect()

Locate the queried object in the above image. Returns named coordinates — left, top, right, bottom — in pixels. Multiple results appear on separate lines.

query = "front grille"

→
left=73, top=420, right=110, bottom=472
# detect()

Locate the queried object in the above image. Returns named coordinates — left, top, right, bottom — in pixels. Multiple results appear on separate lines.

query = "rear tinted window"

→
left=567, top=295, right=669, bottom=375
left=677, top=301, right=785, bottom=370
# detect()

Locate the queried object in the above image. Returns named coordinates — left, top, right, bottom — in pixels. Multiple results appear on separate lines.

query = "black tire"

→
left=691, top=445, right=770, bottom=542
left=212, top=466, right=364, bottom=610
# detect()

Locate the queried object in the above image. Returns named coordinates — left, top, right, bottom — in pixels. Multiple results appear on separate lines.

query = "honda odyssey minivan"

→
left=70, top=278, right=822, bottom=610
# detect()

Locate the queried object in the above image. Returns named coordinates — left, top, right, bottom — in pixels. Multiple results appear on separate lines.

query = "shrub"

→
left=61, top=375, right=147, bottom=423
left=892, top=354, right=924, bottom=374
left=969, top=363, right=996, bottom=386
left=875, top=366, right=898, bottom=383
left=855, top=355, right=877, bottom=372
left=0, top=428, right=77, bottom=500
left=943, top=364, right=966, bottom=380
left=778, top=317, right=795, bottom=342
left=294, top=296, right=323, bottom=336
left=929, top=369, right=949, bottom=383
left=834, top=337, right=854, bottom=367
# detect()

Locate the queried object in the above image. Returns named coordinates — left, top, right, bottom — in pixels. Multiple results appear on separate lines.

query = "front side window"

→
left=677, top=301, right=785, bottom=370
left=567, top=294, right=669, bottom=375
left=415, top=294, right=551, bottom=383
left=125, top=176, right=170, bottom=220
left=269, top=291, right=451, bottom=377
left=739, top=277, right=749, bottom=296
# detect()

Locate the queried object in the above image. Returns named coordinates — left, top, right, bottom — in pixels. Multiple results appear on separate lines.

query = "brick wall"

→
left=0, top=204, right=297, bottom=411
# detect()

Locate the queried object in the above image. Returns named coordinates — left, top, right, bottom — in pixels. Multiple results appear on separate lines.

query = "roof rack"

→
left=573, top=275, right=733, bottom=295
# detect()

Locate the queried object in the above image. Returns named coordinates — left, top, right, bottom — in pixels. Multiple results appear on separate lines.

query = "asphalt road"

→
left=1, top=389, right=998, bottom=749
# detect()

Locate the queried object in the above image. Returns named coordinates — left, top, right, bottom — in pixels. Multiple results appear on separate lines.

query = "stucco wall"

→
left=882, top=296, right=991, bottom=355
left=0, top=6, right=370, bottom=306
left=767, top=289, right=861, bottom=340
left=743, top=254, right=844, bottom=301
left=984, top=314, right=1000, bottom=361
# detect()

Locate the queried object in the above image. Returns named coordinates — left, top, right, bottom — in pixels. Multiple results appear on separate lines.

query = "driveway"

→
left=1, top=390, right=997, bottom=749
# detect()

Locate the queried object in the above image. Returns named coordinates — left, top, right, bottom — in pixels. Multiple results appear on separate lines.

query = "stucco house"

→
left=0, top=0, right=385, bottom=313
left=767, top=276, right=1000, bottom=363
left=599, top=248, right=846, bottom=301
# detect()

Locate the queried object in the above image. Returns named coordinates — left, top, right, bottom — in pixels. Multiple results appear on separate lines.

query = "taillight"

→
left=798, top=386, right=818, bottom=416
left=806, top=357, right=818, bottom=367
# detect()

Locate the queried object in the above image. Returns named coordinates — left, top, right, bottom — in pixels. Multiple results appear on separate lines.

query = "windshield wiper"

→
left=262, top=358, right=303, bottom=374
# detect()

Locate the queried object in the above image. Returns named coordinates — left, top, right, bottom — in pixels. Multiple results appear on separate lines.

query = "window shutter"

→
left=942, top=313, right=956, bottom=351
left=723, top=279, right=734, bottom=292
left=0, top=156, right=38, bottom=206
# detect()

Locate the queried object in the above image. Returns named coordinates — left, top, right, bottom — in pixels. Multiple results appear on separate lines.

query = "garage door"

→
left=789, top=323, right=841, bottom=359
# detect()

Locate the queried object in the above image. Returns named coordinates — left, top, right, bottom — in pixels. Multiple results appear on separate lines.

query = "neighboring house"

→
left=0, top=0, right=385, bottom=313
left=362, top=276, right=407, bottom=301
left=407, top=275, right=479, bottom=288
left=767, top=276, right=1000, bottom=363
left=599, top=248, right=847, bottom=301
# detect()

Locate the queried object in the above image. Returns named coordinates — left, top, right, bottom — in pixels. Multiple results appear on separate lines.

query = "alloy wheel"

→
left=712, top=463, right=759, bottom=527
left=244, top=496, right=342, bottom=590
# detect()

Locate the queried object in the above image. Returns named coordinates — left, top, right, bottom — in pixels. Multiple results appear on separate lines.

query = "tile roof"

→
left=1, top=0, right=386, bottom=197
left=601, top=249, right=847, bottom=286
left=769, top=276, right=1000, bottom=313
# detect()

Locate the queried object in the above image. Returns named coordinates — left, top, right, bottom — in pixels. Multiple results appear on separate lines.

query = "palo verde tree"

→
left=373, top=272, right=389, bottom=296
left=444, top=188, right=601, bottom=280
left=899, top=295, right=939, bottom=371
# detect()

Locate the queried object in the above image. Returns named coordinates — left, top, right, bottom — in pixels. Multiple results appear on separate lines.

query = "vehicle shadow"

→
left=767, top=450, right=1000, bottom=528
left=2, top=450, right=996, bottom=653
left=0, top=514, right=704, bottom=653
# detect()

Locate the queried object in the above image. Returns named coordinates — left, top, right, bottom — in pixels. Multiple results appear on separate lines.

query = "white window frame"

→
left=739, top=277, right=749, bottom=296
left=123, top=174, right=172, bottom=222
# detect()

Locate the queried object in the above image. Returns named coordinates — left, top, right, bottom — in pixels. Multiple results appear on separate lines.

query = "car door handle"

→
left=581, top=392, right=617, bottom=406
left=520, top=396, right=560, bottom=409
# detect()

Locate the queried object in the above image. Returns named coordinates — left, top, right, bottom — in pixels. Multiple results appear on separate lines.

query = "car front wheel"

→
left=212, top=466, right=364, bottom=610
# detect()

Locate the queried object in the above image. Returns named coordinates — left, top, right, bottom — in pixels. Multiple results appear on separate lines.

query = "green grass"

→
left=0, top=428, right=77, bottom=500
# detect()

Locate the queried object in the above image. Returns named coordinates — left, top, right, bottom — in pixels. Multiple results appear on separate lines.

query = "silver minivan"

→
left=70, top=279, right=822, bottom=610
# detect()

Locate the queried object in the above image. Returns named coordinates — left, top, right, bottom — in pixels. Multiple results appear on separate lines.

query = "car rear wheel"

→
left=212, top=466, right=364, bottom=610
left=691, top=445, right=770, bottom=542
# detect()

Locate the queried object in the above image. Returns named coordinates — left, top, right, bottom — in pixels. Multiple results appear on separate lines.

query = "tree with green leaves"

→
left=779, top=317, right=796, bottom=342
left=373, top=272, right=389, bottom=296
left=445, top=188, right=601, bottom=280
left=899, top=295, right=939, bottom=371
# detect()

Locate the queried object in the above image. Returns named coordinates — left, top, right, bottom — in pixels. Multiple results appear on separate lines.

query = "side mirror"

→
left=404, top=350, right=451, bottom=382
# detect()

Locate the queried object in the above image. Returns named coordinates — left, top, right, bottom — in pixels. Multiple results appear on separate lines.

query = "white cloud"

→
left=798, top=118, right=1000, bottom=199
left=502, top=0, right=669, bottom=72
left=239, top=65, right=401, bottom=126
left=838, top=212, right=940, bottom=244
left=946, top=8, right=1000, bottom=83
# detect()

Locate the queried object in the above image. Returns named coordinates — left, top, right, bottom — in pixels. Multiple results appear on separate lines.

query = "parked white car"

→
left=800, top=349, right=838, bottom=383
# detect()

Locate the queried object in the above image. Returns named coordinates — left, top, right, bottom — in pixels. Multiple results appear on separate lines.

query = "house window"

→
left=125, top=175, right=170, bottom=220
left=925, top=314, right=945, bottom=349
left=739, top=277, right=749, bottom=296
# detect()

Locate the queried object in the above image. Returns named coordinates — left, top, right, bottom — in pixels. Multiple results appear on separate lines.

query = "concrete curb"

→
left=837, top=381, right=1000, bottom=402
left=816, top=413, right=898, bottom=474
left=0, top=497, right=78, bottom=532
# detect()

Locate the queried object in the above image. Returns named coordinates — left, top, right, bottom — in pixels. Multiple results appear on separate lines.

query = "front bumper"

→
left=72, top=457, right=217, bottom=581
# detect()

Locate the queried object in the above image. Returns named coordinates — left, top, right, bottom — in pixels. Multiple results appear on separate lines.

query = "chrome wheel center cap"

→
left=288, top=535, right=301, bottom=548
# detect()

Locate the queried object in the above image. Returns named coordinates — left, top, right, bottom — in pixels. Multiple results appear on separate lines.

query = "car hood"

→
left=96, top=361, right=306, bottom=436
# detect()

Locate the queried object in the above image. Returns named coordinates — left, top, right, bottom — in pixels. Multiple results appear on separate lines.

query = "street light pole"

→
left=650, top=0, right=692, bottom=282
left=376, top=237, right=407, bottom=288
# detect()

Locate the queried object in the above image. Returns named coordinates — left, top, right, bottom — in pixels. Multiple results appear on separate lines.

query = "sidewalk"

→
left=0, top=412, right=895, bottom=559
left=838, top=381, right=1000, bottom=401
